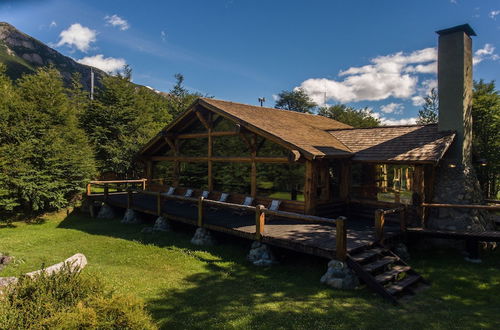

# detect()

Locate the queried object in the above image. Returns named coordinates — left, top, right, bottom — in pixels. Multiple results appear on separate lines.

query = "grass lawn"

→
left=1, top=211, right=499, bottom=329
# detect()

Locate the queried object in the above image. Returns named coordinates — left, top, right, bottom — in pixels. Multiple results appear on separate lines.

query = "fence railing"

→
left=374, top=206, right=407, bottom=242
left=86, top=179, right=147, bottom=198
left=135, top=190, right=348, bottom=261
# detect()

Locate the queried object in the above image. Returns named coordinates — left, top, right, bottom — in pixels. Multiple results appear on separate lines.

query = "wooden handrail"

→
left=485, top=199, right=500, bottom=204
left=89, top=179, right=147, bottom=184
left=421, top=203, right=500, bottom=211
left=129, top=190, right=347, bottom=261
left=374, top=205, right=407, bottom=242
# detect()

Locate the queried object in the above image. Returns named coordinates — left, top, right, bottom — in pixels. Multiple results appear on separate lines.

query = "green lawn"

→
left=1, top=211, right=499, bottom=329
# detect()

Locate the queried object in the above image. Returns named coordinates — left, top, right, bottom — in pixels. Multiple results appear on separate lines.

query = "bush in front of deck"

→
left=0, top=264, right=157, bottom=329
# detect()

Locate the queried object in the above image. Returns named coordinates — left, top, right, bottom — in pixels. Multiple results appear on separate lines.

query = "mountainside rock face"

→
left=0, top=22, right=106, bottom=90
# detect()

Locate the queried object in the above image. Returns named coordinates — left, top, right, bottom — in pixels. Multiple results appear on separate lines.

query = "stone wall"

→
left=427, top=163, right=494, bottom=231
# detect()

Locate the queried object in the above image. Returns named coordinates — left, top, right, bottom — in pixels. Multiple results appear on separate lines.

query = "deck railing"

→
left=374, top=206, right=407, bottom=243
left=86, top=179, right=147, bottom=199
left=420, top=202, right=500, bottom=228
left=135, top=190, right=348, bottom=261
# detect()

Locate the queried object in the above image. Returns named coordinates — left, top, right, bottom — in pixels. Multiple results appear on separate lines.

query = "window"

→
left=256, top=163, right=304, bottom=201
left=213, top=162, right=251, bottom=194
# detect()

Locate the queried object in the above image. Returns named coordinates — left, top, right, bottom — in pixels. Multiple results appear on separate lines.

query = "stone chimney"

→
left=436, top=24, right=476, bottom=166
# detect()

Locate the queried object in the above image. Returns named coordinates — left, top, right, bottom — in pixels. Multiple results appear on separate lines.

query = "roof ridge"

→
left=328, top=123, right=437, bottom=131
left=202, top=97, right=327, bottom=118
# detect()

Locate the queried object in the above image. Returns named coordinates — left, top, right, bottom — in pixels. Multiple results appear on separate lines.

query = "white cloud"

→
left=298, top=47, right=437, bottom=105
left=380, top=103, right=404, bottom=114
left=161, top=30, right=166, bottom=42
left=77, top=54, right=126, bottom=73
left=380, top=117, right=417, bottom=126
left=104, top=14, right=129, bottom=31
left=489, top=10, right=500, bottom=19
left=473, top=43, right=500, bottom=64
left=412, top=79, right=437, bottom=106
left=49, top=21, right=57, bottom=28
left=56, top=23, right=96, bottom=52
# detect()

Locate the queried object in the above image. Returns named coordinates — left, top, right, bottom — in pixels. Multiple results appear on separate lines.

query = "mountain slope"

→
left=0, top=22, right=106, bottom=90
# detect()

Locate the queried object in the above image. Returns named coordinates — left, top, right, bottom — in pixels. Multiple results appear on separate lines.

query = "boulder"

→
left=121, top=208, right=141, bottom=224
left=153, top=216, right=171, bottom=232
left=320, top=259, right=359, bottom=290
left=0, top=253, right=88, bottom=289
left=191, top=228, right=215, bottom=246
left=247, top=241, right=276, bottom=266
left=97, top=204, right=116, bottom=219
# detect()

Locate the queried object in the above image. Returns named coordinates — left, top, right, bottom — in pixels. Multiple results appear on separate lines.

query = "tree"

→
left=416, top=88, right=438, bottom=124
left=274, top=89, right=317, bottom=113
left=318, top=104, right=380, bottom=128
left=167, top=73, right=203, bottom=118
left=0, top=66, right=95, bottom=218
left=80, top=67, right=173, bottom=177
left=471, top=80, right=500, bottom=198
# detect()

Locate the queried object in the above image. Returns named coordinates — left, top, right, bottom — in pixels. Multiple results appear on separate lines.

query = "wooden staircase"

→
left=346, top=245, right=428, bottom=303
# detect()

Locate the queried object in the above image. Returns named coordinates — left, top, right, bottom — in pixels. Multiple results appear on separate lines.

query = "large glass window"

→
left=256, top=137, right=289, bottom=157
left=179, top=162, right=208, bottom=188
left=153, top=161, right=174, bottom=185
left=256, top=163, right=305, bottom=201
left=213, top=135, right=250, bottom=157
left=179, top=138, right=207, bottom=156
left=213, top=162, right=251, bottom=194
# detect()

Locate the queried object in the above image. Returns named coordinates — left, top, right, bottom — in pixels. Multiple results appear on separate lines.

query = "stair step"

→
left=363, top=256, right=397, bottom=273
left=386, top=275, right=422, bottom=295
left=350, top=248, right=385, bottom=263
left=374, top=265, right=411, bottom=284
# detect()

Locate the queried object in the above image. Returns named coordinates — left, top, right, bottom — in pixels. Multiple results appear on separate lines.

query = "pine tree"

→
left=318, top=104, right=380, bottom=127
left=416, top=88, right=438, bottom=124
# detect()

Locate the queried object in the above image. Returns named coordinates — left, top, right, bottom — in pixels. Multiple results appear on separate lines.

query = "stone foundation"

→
left=121, top=209, right=141, bottom=224
left=247, top=241, right=276, bottom=266
left=428, top=164, right=493, bottom=232
left=191, top=228, right=215, bottom=246
left=153, top=216, right=171, bottom=232
left=320, top=260, right=359, bottom=290
left=97, top=203, right=116, bottom=219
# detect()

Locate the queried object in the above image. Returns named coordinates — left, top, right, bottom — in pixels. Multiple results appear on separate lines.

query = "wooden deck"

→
left=90, top=192, right=402, bottom=259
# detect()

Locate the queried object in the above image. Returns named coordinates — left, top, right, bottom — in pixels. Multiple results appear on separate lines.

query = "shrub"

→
left=0, top=264, right=157, bottom=329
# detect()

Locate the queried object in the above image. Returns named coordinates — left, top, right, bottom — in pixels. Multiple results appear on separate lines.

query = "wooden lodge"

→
left=137, top=97, right=455, bottom=220
left=87, top=24, right=500, bottom=302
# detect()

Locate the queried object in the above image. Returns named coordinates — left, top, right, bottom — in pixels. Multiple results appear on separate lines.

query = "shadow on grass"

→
left=58, top=210, right=500, bottom=329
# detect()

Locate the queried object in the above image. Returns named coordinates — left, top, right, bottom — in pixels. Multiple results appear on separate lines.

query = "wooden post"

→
left=157, top=191, right=162, bottom=216
left=86, top=183, right=91, bottom=196
left=255, top=205, right=265, bottom=240
left=142, top=179, right=147, bottom=191
left=375, top=209, right=385, bottom=242
left=104, top=184, right=109, bottom=202
left=339, top=161, right=351, bottom=202
left=304, top=160, right=316, bottom=214
left=395, top=190, right=401, bottom=203
left=250, top=135, right=257, bottom=198
left=197, top=196, right=204, bottom=227
left=335, top=216, right=347, bottom=261
left=127, top=190, right=133, bottom=209
left=146, top=161, right=152, bottom=189
left=400, top=206, right=407, bottom=232
left=413, top=165, right=425, bottom=227
left=207, top=112, right=213, bottom=191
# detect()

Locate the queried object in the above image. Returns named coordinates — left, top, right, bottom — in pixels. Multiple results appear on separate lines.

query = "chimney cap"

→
left=436, top=24, right=476, bottom=37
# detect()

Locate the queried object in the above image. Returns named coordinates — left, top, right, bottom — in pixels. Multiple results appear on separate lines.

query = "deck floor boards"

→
left=93, top=192, right=401, bottom=258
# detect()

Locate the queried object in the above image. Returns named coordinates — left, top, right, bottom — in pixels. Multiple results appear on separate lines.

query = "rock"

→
left=153, top=216, right=171, bottom=232
left=393, top=243, right=410, bottom=261
left=141, top=227, right=154, bottom=234
left=247, top=242, right=276, bottom=266
left=97, top=204, right=116, bottom=219
left=191, top=228, right=215, bottom=246
left=121, top=209, right=141, bottom=224
left=0, top=255, right=13, bottom=272
left=0, top=253, right=88, bottom=289
left=320, top=260, right=359, bottom=290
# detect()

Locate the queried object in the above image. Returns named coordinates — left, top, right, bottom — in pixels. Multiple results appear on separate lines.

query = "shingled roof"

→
left=329, top=124, right=455, bottom=163
left=199, top=98, right=352, bottom=158
left=139, top=98, right=456, bottom=164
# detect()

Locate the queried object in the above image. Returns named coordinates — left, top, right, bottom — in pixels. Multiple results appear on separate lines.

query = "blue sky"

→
left=1, top=0, right=499, bottom=124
